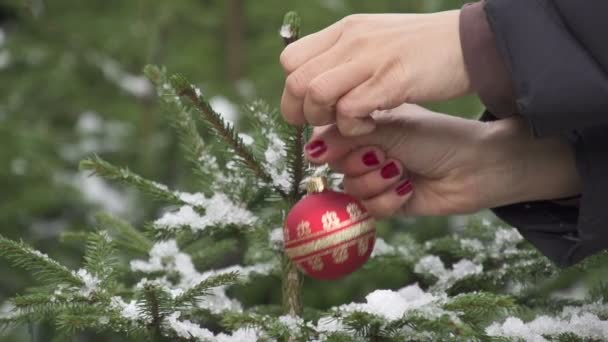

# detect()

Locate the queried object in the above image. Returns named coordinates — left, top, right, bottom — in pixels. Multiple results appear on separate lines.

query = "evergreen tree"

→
left=2, top=7, right=608, bottom=342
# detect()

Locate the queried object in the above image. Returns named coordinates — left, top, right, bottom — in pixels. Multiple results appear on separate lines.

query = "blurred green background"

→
left=0, top=0, right=482, bottom=340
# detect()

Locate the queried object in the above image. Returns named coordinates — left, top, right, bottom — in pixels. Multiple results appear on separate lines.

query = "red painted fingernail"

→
left=380, top=162, right=400, bottom=179
left=362, top=151, right=380, bottom=166
left=396, top=180, right=413, bottom=196
left=306, top=140, right=327, bottom=158
left=306, top=140, right=325, bottom=151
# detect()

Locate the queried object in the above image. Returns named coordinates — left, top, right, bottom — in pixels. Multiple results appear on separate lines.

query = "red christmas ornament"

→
left=284, top=177, right=376, bottom=280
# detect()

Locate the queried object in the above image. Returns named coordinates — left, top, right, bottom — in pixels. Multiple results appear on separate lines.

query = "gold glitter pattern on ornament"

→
left=286, top=212, right=372, bottom=245
left=332, top=245, right=349, bottom=263
left=297, top=231, right=376, bottom=262
left=347, top=203, right=364, bottom=220
left=308, top=256, right=324, bottom=271
left=322, top=211, right=341, bottom=230
left=286, top=219, right=375, bottom=259
left=357, top=236, right=370, bottom=256
left=296, top=221, right=311, bottom=238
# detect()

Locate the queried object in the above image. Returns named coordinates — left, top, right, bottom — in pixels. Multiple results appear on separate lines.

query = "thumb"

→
left=336, top=116, right=376, bottom=137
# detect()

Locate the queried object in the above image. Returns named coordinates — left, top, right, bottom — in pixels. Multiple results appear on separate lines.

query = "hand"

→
left=280, top=10, right=471, bottom=136
left=304, top=104, right=581, bottom=217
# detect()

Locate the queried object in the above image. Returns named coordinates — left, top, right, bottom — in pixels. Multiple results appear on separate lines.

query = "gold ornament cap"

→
left=306, top=176, right=328, bottom=194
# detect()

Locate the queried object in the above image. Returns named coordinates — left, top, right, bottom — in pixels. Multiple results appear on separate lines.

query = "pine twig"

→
left=80, top=155, right=183, bottom=206
left=169, top=74, right=288, bottom=199
left=0, top=235, right=83, bottom=287
left=142, top=284, right=165, bottom=342
left=95, top=212, right=153, bottom=255
left=144, top=65, right=210, bottom=184
left=173, top=271, right=239, bottom=309
left=83, top=231, right=118, bottom=286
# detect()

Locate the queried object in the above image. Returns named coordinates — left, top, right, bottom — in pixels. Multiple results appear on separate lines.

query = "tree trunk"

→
left=225, top=0, right=245, bottom=83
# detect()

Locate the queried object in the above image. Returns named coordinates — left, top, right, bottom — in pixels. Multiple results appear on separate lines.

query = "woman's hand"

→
left=280, top=11, right=471, bottom=136
left=304, top=104, right=581, bottom=217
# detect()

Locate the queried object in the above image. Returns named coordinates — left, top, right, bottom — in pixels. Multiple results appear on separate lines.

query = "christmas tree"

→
left=2, top=9, right=608, bottom=342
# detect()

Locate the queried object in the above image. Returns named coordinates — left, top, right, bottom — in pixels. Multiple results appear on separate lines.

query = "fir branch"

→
left=139, top=284, right=172, bottom=341
left=95, top=212, right=153, bottom=256
left=59, top=231, right=91, bottom=245
left=0, top=311, right=30, bottom=332
left=79, top=155, right=183, bottom=206
left=83, top=231, right=119, bottom=286
left=0, top=235, right=83, bottom=287
left=281, top=11, right=301, bottom=45
left=173, top=271, right=239, bottom=309
left=13, top=293, right=93, bottom=319
left=144, top=64, right=211, bottom=185
left=169, top=74, right=287, bottom=199
left=281, top=11, right=307, bottom=201
left=444, top=293, right=518, bottom=327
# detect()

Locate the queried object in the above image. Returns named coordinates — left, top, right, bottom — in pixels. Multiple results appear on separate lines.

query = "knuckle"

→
left=342, top=14, right=364, bottom=28
left=307, top=79, right=331, bottom=105
left=285, top=72, right=308, bottom=97
left=336, top=98, right=355, bottom=117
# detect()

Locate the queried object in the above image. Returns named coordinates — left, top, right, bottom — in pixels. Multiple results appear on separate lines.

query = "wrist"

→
left=438, top=9, right=473, bottom=98
left=476, top=118, right=581, bottom=208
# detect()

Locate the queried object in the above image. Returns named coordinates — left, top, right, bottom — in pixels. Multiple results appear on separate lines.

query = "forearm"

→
left=477, top=117, right=581, bottom=209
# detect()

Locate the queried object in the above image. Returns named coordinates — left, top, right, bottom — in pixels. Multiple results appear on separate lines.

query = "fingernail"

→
left=362, top=151, right=380, bottom=166
left=380, top=162, right=399, bottom=179
left=396, top=180, right=413, bottom=196
left=306, top=140, right=327, bottom=158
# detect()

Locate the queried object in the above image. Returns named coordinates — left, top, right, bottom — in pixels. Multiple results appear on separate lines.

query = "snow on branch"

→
left=154, top=192, right=256, bottom=232
left=130, top=240, right=275, bottom=314
left=487, top=302, right=608, bottom=341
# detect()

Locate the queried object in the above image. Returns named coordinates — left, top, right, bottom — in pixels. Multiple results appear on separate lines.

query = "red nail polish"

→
left=396, top=180, right=413, bottom=196
left=306, top=140, right=327, bottom=158
left=380, top=162, right=399, bottom=179
left=305, top=140, right=325, bottom=151
left=309, top=145, right=327, bottom=158
left=362, top=151, right=380, bottom=166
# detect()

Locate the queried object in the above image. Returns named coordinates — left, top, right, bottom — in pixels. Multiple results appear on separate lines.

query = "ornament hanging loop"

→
left=306, top=176, right=328, bottom=194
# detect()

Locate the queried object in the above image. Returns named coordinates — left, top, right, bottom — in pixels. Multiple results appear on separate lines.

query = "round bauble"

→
left=284, top=183, right=376, bottom=280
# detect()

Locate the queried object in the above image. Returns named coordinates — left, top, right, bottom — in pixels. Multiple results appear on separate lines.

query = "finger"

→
left=343, top=159, right=405, bottom=200
left=305, top=124, right=374, bottom=165
left=281, top=48, right=346, bottom=125
left=279, top=19, right=344, bottom=74
left=336, top=116, right=376, bottom=137
left=280, top=88, right=307, bottom=125
left=361, top=179, right=414, bottom=219
left=303, top=60, right=372, bottom=127
left=335, top=71, right=403, bottom=133
left=329, top=146, right=385, bottom=176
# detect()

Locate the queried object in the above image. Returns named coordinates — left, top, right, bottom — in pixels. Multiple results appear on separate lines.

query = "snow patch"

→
left=279, top=24, right=294, bottom=39
left=155, top=193, right=256, bottom=231
left=238, top=133, right=254, bottom=145
left=414, top=256, right=482, bottom=289
left=264, top=132, right=291, bottom=192
left=166, top=312, right=214, bottom=340
left=338, top=284, right=442, bottom=320
left=74, top=269, right=101, bottom=297
left=210, top=96, right=239, bottom=124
